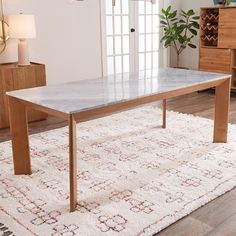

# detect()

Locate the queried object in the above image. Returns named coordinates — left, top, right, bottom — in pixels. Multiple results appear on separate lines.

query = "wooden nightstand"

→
left=0, top=62, right=47, bottom=129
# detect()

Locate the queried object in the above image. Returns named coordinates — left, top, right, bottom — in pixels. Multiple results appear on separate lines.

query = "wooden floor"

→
left=1, top=91, right=236, bottom=235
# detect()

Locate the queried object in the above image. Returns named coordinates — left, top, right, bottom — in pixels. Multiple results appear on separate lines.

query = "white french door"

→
left=101, top=0, right=163, bottom=76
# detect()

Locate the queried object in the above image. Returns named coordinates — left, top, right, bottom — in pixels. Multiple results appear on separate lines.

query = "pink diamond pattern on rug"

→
left=128, top=199, right=154, bottom=214
left=97, top=214, right=127, bottom=232
left=77, top=201, right=101, bottom=214
left=52, top=224, right=79, bottom=236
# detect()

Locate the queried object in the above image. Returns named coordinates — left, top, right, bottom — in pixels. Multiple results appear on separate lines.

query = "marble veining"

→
left=7, top=68, right=230, bottom=114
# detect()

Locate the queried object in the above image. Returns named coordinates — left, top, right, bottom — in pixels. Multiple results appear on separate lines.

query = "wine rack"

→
left=201, top=34, right=218, bottom=46
left=200, top=8, right=219, bottom=47
left=201, top=14, right=219, bottom=21
left=199, top=6, right=236, bottom=90
left=201, top=24, right=218, bottom=31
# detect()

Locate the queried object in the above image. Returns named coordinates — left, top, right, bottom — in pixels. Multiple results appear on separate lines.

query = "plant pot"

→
left=213, top=0, right=231, bottom=5
left=230, top=0, right=236, bottom=5
left=213, top=0, right=223, bottom=5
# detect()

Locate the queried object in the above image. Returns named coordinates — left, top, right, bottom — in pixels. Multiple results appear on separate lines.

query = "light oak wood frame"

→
left=199, top=6, right=236, bottom=89
left=7, top=76, right=231, bottom=212
left=0, top=62, right=47, bottom=129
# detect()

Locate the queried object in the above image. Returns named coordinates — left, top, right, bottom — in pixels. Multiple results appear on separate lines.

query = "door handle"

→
left=130, top=28, right=135, bottom=33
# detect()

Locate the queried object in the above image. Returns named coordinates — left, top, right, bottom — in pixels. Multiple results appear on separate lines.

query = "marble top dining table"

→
left=6, top=67, right=231, bottom=212
left=7, top=68, right=230, bottom=115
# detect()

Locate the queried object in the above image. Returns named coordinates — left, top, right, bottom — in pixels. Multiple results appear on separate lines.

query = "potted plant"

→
left=160, top=6, right=200, bottom=68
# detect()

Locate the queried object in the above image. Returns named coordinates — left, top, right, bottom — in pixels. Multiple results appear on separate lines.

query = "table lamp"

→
left=7, top=14, right=36, bottom=66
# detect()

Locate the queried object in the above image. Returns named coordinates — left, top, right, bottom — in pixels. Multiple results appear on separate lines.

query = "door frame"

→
left=99, top=0, right=170, bottom=76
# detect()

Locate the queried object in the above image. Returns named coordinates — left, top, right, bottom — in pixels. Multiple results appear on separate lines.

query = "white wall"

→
left=0, top=0, right=206, bottom=84
left=0, top=0, right=103, bottom=84
left=179, top=0, right=214, bottom=69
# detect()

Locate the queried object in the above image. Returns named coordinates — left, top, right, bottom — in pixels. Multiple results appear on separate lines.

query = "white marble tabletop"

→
left=7, top=68, right=230, bottom=114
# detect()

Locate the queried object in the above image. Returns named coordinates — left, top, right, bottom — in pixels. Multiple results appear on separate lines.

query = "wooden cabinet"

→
left=199, top=7, right=236, bottom=89
left=218, top=8, right=236, bottom=48
left=0, top=62, right=47, bottom=129
left=199, top=48, right=231, bottom=74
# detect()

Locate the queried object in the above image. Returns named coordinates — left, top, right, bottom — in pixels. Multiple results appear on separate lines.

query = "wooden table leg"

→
left=8, top=96, right=31, bottom=175
left=162, top=99, right=167, bottom=129
left=69, top=114, right=77, bottom=212
left=214, top=77, right=231, bottom=143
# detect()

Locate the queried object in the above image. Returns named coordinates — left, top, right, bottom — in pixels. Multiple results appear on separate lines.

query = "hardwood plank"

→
left=157, top=217, right=212, bottom=236
left=191, top=188, right=236, bottom=228
left=205, top=214, right=236, bottom=236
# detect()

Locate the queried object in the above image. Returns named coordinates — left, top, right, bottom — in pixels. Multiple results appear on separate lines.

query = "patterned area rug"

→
left=1, top=106, right=236, bottom=236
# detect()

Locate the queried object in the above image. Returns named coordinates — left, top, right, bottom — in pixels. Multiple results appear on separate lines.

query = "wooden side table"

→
left=0, top=62, right=47, bottom=129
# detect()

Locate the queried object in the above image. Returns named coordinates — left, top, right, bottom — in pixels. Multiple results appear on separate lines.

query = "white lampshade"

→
left=7, top=14, right=36, bottom=39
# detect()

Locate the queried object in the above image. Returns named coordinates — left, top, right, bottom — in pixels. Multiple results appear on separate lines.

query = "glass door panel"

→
left=103, top=0, right=161, bottom=75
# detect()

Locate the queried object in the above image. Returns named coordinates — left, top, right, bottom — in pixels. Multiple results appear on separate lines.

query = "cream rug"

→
left=1, top=106, right=236, bottom=236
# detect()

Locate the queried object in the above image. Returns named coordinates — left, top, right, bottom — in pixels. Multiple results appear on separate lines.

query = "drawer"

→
left=199, top=48, right=231, bottom=74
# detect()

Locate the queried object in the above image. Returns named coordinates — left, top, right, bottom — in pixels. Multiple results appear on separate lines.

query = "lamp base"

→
left=18, top=39, right=31, bottom=66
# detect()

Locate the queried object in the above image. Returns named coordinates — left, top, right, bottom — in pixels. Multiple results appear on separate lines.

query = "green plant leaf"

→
left=189, top=28, right=198, bottom=35
left=159, top=15, right=166, bottom=20
left=178, top=35, right=185, bottom=44
left=188, top=43, right=197, bottom=48
left=190, top=21, right=200, bottom=29
left=181, top=10, right=187, bottom=16
left=161, top=8, right=166, bottom=15
left=187, top=9, right=195, bottom=16
left=161, top=35, right=169, bottom=42
left=166, top=6, right=171, bottom=13
left=160, top=20, right=167, bottom=25
left=169, top=11, right=177, bottom=19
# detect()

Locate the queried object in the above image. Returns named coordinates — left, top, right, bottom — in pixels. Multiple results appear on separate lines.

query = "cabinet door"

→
left=218, top=8, right=236, bottom=48
left=199, top=48, right=231, bottom=74
left=0, top=64, right=47, bottom=129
